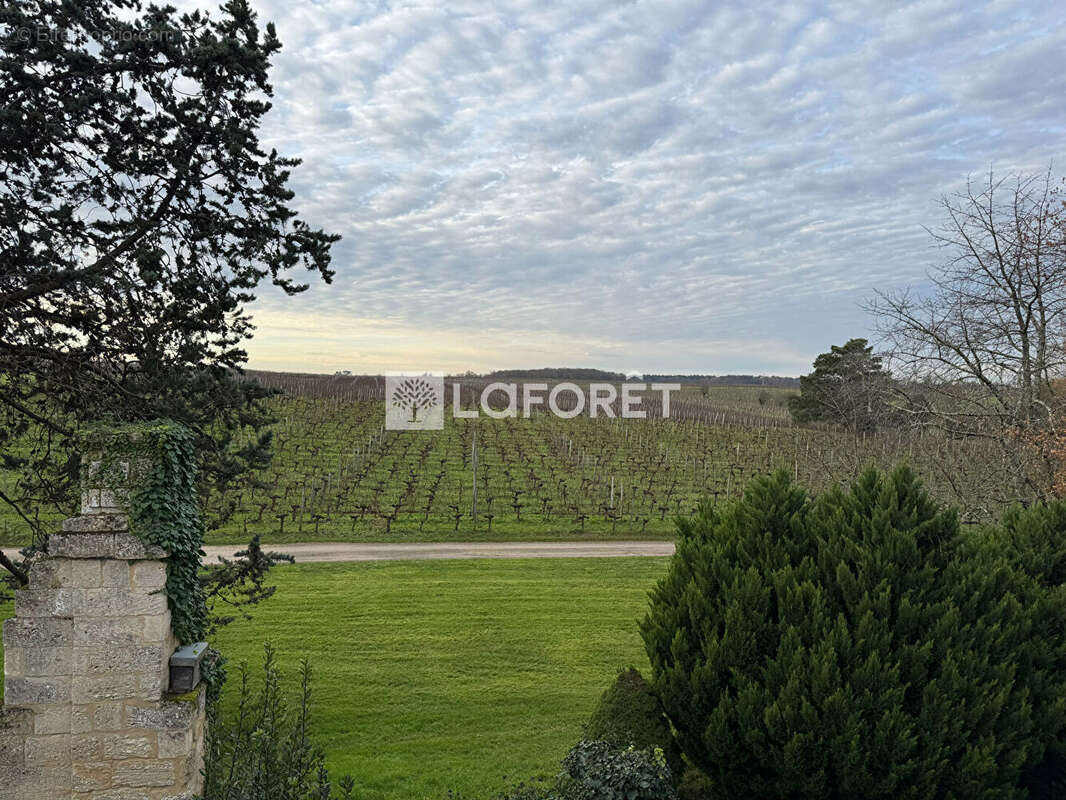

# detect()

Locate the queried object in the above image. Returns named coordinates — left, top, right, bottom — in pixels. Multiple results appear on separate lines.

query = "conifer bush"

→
left=980, top=502, right=1066, bottom=798
left=585, top=667, right=684, bottom=780
left=640, top=467, right=1066, bottom=800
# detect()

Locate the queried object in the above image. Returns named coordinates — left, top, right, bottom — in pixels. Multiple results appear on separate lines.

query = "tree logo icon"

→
left=385, top=373, right=444, bottom=430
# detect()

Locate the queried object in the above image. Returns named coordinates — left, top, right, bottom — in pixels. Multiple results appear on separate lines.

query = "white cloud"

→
left=181, top=0, right=1066, bottom=373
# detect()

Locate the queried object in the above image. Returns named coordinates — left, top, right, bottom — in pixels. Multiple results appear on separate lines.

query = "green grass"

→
left=210, top=557, right=668, bottom=799
left=0, top=559, right=667, bottom=794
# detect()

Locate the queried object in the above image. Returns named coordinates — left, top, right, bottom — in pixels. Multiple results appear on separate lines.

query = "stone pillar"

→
left=1, top=443, right=206, bottom=800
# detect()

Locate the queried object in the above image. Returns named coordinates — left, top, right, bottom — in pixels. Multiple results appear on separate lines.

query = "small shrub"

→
left=474, top=741, right=678, bottom=800
left=585, top=667, right=683, bottom=779
left=559, top=740, right=678, bottom=800
left=200, top=645, right=355, bottom=800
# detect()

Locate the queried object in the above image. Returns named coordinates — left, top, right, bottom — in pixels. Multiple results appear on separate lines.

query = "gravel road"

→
left=200, top=540, right=675, bottom=564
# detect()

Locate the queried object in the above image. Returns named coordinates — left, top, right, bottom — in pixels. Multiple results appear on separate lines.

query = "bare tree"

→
left=870, top=168, right=1066, bottom=501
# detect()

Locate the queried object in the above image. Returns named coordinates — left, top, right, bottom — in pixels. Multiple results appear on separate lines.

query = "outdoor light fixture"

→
left=169, top=641, right=208, bottom=693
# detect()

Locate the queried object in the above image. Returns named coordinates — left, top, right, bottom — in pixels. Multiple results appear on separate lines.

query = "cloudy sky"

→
left=223, top=0, right=1065, bottom=376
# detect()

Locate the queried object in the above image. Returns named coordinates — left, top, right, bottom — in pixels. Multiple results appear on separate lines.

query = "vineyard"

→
left=0, top=372, right=1023, bottom=548
left=193, top=372, right=1016, bottom=544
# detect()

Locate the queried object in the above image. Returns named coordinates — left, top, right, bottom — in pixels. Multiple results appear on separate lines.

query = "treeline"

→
left=483, top=367, right=627, bottom=381
left=255, top=367, right=801, bottom=387
left=643, top=374, right=800, bottom=387
left=483, top=369, right=800, bottom=386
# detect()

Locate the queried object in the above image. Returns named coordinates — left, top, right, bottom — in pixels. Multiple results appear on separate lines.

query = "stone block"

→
left=71, top=704, right=93, bottom=734
left=80, top=488, right=100, bottom=513
left=126, top=698, right=200, bottom=731
left=4, top=644, right=24, bottom=677
left=104, top=732, right=155, bottom=759
left=32, top=704, right=71, bottom=735
left=131, top=562, right=167, bottom=589
left=62, top=514, right=129, bottom=533
left=142, top=613, right=172, bottom=644
left=0, top=706, right=34, bottom=735
left=75, top=617, right=143, bottom=647
left=74, top=644, right=166, bottom=676
left=0, top=764, right=38, bottom=800
left=22, top=645, right=73, bottom=677
left=92, top=702, right=124, bottom=731
left=50, top=532, right=116, bottom=559
left=81, top=484, right=131, bottom=515
left=25, top=734, right=71, bottom=766
left=0, top=729, right=24, bottom=764
left=112, top=759, right=176, bottom=788
left=83, top=588, right=168, bottom=617
left=182, top=742, right=205, bottom=793
left=72, top=673, right=140, bottom=703
left=4, top=676, right=71, bottom=706
left=27, top=558, right=72, bottom=589
left=102, top=559, right=133, bottom=588
left=4, top=617, right=73, bottom=648
left=73, top=761, right=113, bottom=792
left=3, top=766, right=80, bottom=800
left=114, top=533, right=167, bottom=560
left=15, top=586, right=81, bottom=618
left=70, top=558, right=104, bottom=587
left=139, top=671, right=166, bottom=702
left=70, top=732, right=102, bottom=760
left=0, top=708, right=31, bottom=764
left=156, top=729, right=192, bottom=760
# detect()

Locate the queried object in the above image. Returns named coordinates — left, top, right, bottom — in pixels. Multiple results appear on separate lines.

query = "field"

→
left=0, top=558, right=669, bottom=798
left=0, top=376, right=1019, bottom=549
left=197, top=377, right=1012, bottom=543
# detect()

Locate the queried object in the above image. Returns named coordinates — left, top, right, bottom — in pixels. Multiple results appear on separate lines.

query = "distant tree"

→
left=0, top=0, right=340, bottom=583
left=788, top=339, right=889, bottom=430
left=870, top=169, right=1066, bottom=501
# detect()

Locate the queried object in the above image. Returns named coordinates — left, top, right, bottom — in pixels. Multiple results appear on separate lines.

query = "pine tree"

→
left=788, top=338, right=889, bottom=431
left=0, top=0, right=340, bottom=575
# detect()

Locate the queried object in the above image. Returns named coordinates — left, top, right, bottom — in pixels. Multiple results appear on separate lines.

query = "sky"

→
left=212, top=0, right=1065, bottom=376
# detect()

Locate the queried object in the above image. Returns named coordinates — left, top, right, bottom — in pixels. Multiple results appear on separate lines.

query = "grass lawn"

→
left=0, top=558, right=668, bottom=796
left=211, top=557, right=668, bottom=799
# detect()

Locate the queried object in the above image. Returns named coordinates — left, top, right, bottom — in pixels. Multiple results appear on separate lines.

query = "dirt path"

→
left=200, top=540, right=675, bottom=564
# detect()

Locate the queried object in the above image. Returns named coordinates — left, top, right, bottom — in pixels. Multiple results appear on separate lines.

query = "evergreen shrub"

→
left=640, top=467, right=1066, bottom=800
